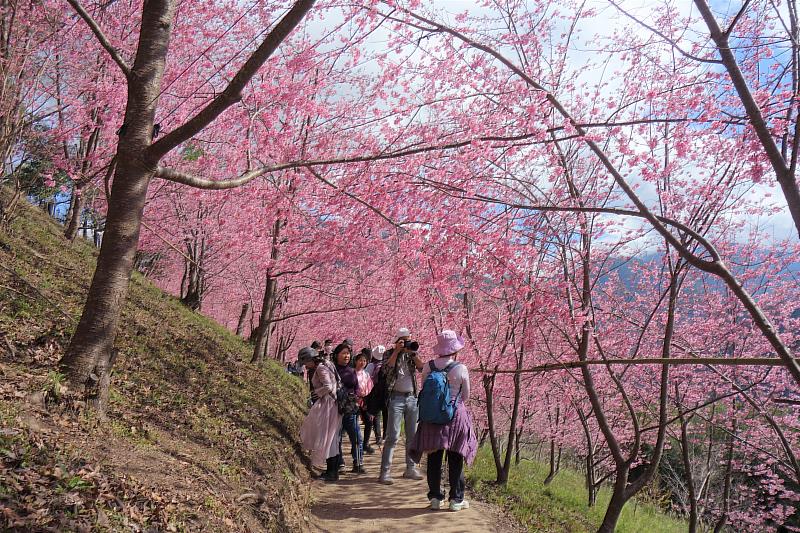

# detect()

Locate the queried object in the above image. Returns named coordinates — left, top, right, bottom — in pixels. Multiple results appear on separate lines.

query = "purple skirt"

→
left=409, top=402, right=478, bottom=465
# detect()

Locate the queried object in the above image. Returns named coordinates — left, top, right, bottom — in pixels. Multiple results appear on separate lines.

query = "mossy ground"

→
left=467, top=448, right=687, bottom=533
left=0, top=195, right=310, bottom=531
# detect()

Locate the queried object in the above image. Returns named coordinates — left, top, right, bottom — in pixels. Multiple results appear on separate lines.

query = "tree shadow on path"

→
left=306, top=440, right=511, bottom=533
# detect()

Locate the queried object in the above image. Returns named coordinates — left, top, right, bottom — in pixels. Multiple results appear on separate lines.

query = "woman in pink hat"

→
left=409, top=330, right=478, bottom=512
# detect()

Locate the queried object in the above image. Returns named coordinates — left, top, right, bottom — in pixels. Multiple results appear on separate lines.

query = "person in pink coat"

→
left=354, top=350, right=375, bottom=454
left=299, top=347, right=343, bottom=482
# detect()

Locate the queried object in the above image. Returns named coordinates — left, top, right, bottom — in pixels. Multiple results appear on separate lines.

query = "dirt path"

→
left=307, top=441, right=513, bottom=533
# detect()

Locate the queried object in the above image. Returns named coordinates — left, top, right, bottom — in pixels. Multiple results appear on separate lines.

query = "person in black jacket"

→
left=333, top=343, right=365, bottom=473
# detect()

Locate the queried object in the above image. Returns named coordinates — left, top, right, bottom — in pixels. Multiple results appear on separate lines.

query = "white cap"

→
left=396, top=327, right=411, bottom=340
left=371, top=345, right=386, bottom=359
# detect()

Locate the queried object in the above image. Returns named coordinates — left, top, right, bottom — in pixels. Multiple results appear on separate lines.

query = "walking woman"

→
left=409, top=330, right=477, bottom=511
left=333, top=343, right=365, bottom=473
left=299, top=347, right=342, bottom=482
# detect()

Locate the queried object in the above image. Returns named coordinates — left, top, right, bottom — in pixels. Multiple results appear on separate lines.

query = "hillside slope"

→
left=0, top=196, right=311, bottom=532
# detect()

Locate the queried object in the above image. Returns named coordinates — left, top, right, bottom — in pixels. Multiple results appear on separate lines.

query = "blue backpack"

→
left=418, top=361, right=461, bottom=424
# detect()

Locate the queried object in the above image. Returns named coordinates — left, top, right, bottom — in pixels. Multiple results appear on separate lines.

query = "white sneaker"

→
left=449, top=500, right=470, bottom=512
left=429, top=498, right=444, bottom=510
left=402, top=467, right=424, bottom=480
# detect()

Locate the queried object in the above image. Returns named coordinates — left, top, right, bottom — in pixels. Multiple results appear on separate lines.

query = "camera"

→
left=400, top=340, right=420, bottom=352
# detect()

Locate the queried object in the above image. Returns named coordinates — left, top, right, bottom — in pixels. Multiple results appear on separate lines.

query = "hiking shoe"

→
left=363, top=445, right=375, bottom=454
left=351, top=464, right=366, bottom=474
left=402, top=468, right=424, bottom=480
left=321, top=471, right=339, bottom=483
left=449, top=500, right=469, bottom=512
left=429, top=498, right=444, bottom=510
left=378, top=474, right=393, bottom=485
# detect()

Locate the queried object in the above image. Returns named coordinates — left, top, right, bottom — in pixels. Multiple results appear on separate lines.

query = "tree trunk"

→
left=64, top=187, right=85, bottom=241
left=586, top=455, right=597, bottom=507
left=91, top=348, right=117, bottom=415
left=483, top=371, right=504, bottom=478
left=713, top=416, right=737, bottom=533
left=58, top=1, right=176, bottom=413
left=514, top=428, right=523, bottom=465
left=58, top=157, right=156, bottom=405
left=680, top=415, right=699, bottom=533
left=544, top=405, right=561, bottom=485
left=236, top=303, right=250, bottom=336
left=597, top=468, right=630, bottom=533
left=251, top=218, right=283, bottom=363
left=251, top=274, right=278, bottom=363
left=42, top=197, right=55, bottom=218
left=578, top=409, right=597, bottom=507
left=63, top=191, right=74, bottom=224
left=498, top=344, right=523, bottom=485
left=544, top=438, right=561, bottom=485
left=479, top=428, right=489, bottom=448
left=180, top=236, right=206, bottom=310
left=180, top=255, right=202, bottom=310
left=0, top=187, right=22, bottom=227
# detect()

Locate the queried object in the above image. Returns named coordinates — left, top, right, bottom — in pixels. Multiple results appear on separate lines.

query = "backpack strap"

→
left=442, top=362, right=462, bottom=405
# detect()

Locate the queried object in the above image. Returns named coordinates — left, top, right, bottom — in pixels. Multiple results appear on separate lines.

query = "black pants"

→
left=366, top=406, right=387, bottom=442
left=426, top=449, right=465, bottom=502
left=377, top=406, right=387, bottom=440
left=361, top=409, right=374, bottom=444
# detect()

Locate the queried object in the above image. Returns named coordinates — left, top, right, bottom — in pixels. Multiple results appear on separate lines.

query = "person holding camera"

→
left=298, top=347, right=342, bottom=482
left=378, top=327, right=425, bottom=484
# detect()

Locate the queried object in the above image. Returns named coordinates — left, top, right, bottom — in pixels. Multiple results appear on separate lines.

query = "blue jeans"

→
left=379, top=393, right=418, bottom=475
left=340, top=413, right=363, bottom=466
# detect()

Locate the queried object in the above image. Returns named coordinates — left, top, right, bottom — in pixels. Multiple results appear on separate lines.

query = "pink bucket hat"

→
left=432, top=330, right=465, bottom=356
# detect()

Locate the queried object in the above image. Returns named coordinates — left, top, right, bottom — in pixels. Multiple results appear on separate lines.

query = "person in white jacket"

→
left=299, top=347, right=342, bottom=482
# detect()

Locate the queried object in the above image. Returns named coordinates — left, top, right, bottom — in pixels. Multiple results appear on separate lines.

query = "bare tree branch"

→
left=465, top=193, right=721, bottom=265
left=271, top=303, right=379, bottom=323
left=155, top=165, right=277, bottom=190
left=475, top=357, right=786, bottom=373
left=153, top=123, right=684, bottom=190
left=148, top=0, right=317, bottom=159
left=724, top=0, right=753, bottom=37
left=608, top=0, right=723, bottom=64
left=693, top=0, right=800, bottom=241
left=66, top=0, right=131, bottom=77
left=304, top=166, right=403, bottom=229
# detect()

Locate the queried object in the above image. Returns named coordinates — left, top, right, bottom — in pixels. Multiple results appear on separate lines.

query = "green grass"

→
left=467, top=448, right=686, bottom=533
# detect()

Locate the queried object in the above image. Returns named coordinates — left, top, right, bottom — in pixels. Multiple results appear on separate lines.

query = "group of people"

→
left=298, top=327, right=478, bottom=511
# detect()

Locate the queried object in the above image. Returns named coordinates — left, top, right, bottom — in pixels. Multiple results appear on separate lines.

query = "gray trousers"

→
left=380, top=392, right=418, bottom=474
